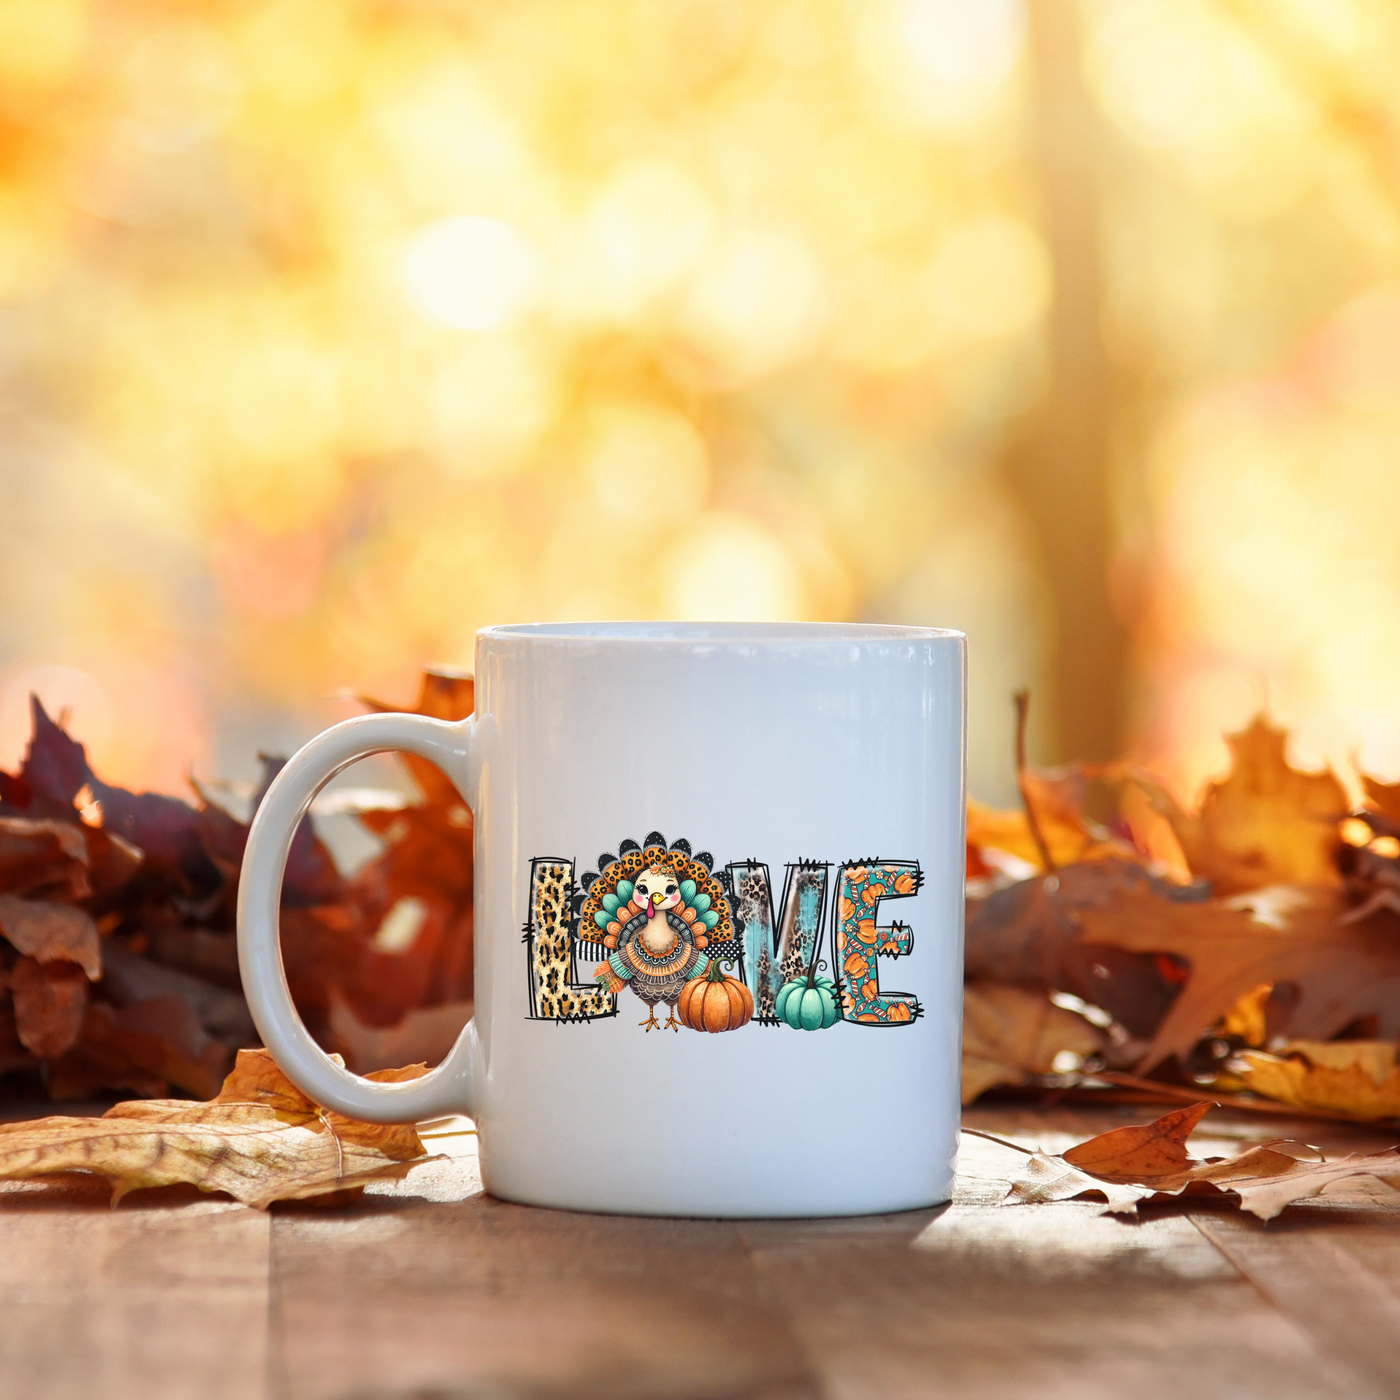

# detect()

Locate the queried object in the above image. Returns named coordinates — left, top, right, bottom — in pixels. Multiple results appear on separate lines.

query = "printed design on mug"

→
left=833, top=860, right=922, bottom=1024
left=728, top=860, right=828, bottom=1020
left=580, top=835, right=736, bottom=1032
left=525, top=859, right=618, bottom=1022
left=525, top=833, right=923, bottom=1034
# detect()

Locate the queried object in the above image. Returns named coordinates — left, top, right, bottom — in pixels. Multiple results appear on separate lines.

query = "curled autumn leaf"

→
left=0, top=893, right=102, bottom=979
left=1006, top=1103, right=1400, bottom=1220
left=0, top=1048, right=442, bottom=1208
left=0, top=817, right=96, bottom=901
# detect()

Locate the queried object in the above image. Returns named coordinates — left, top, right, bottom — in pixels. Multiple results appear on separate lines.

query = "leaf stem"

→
left=1014, top=689, right=1057, bottom=874
left=961, top=1126, right=1035, bottom=1155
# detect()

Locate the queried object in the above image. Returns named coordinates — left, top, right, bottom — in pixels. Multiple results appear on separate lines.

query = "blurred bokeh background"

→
left=2, top=0, right=1400, bottom=809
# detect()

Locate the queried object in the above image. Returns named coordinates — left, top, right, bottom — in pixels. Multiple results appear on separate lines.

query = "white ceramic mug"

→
left=238, top=622, right=967, bottom=1217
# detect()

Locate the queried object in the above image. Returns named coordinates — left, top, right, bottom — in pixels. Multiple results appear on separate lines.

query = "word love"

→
left=524, top=833, right=923, bottom=1036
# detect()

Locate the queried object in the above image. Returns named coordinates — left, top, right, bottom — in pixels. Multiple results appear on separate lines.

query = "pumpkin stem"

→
left=706, top=958, right=729, bottom=984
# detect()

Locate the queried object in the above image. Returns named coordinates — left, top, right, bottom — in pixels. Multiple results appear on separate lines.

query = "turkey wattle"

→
left=586, top=840, right=730, bottom=1032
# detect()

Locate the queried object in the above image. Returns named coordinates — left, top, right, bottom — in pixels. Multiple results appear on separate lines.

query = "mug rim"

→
left=478, top=620, right=964, bottom=646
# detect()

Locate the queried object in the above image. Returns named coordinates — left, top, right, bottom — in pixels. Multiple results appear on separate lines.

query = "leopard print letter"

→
left=527, top=858, right=617, bottom=1021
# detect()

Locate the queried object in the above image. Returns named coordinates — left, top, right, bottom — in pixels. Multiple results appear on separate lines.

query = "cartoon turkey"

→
left=584, top=835, right=735, bottom=1033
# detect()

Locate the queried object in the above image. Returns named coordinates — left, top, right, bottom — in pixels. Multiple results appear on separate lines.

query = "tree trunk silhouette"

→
left=1013, top=0, right=1127, bottom=763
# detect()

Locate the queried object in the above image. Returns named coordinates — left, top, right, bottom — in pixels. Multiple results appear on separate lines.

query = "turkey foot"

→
left=640, top=1007, right=661, bottom=1032
left=663, top=1007, right=682, bottom=1032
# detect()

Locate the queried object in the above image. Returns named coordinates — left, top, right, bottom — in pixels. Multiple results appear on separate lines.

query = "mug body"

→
left=469, top=622, right=965, bottom=1217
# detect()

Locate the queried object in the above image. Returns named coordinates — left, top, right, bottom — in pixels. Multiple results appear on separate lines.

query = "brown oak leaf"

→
left=1062, top=1101, right=1213, bottom=1184
left=1078, top=885, right=1400, bottom=1070
left=965, top=860, right=1203, bottom=1036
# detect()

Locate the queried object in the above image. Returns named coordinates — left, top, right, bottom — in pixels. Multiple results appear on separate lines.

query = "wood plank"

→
left=729, top=1113, right=1375, bottom=1400
left=269, top=1139, right=817, bottom=1400
left=0, top=1180, right=270, bottom=1400
left=1191, top=1193, right=1400, bottom=1398
left=742, top=1202, right=1363, bottom=1400
left=1, top=1099, right=1395, bottom=1400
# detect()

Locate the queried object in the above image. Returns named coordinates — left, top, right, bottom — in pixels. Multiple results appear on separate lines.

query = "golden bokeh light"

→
left=1, top=0, right=1400, bottom=805
left=401, top=216, right=542, bottom=332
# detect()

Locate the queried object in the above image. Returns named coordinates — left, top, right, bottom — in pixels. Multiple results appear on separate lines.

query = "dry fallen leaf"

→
left=1133, top=715, right=1348, bottom=895
left=0, top=893, right=102, bottom=979
left=0, top=672, right=479, bottom=1103
left=965, top=859, right=1203, bottom=1037
left=0, top=817, right=94, bottom=901
left=1079, top=885, right=1400, bottom=1071
left=0, top=1048, right=441, bottom=1208
left=1006, top=1102, right=1400, bottom=1220
left=11, top=957, right=90, bottom=1058
left=212, top=1046, right=430, bottom=1156
left=1061, top=1101, right=1214, bottom=1184
left=961, top=982, right=1102, bottom=1104
left=47, top=996, right=232, bottom=1101
left=1234, top=1040, right=1400, bottom=1121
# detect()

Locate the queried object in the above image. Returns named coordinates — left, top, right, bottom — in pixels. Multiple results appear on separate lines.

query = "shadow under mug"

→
left=238, top=622, right=967, bottom=1217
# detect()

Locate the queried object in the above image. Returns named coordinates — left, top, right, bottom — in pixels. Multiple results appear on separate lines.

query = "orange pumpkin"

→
left=677, top=959, right=754, bottom=1033
left=893, top=871, right=916, bottom=895
left=856, top=918, right=878, bottom=945
left=887, top=1002, right=912, bottom=1023
left=843, top=950, right=867, bottom=977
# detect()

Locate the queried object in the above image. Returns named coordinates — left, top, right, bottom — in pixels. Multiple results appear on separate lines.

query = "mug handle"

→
left=237, top=711, right=479, bottom=1123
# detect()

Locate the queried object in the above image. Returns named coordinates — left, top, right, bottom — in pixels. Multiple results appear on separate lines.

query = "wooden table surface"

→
left=3, top=1100, right=1399, bottom=1400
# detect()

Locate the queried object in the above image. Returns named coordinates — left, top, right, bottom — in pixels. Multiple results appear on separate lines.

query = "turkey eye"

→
left=665, top=885, right=676, bottom=895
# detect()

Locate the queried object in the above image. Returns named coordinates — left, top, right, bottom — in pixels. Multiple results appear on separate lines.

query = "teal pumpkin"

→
left=775, top=974, right=839, bottom=1030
